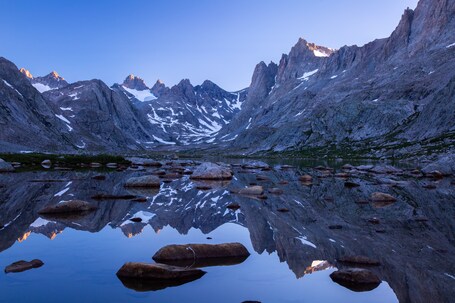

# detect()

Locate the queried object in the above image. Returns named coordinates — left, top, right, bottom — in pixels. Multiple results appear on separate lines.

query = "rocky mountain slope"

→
left=42, top=79, right=164, bottom=151
left=217, top=0, right=455, bottom=158
left=0, top=58, right=76, bottom=152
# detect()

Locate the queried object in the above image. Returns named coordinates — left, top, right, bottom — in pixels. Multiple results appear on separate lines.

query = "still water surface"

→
left=0, top=159, right=453, bottom=303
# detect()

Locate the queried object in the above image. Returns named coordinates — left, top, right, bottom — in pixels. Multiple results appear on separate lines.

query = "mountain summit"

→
left=122, top=74, right=149, bottom=91
left=19, top=68, right=33, bottom=79
left=20, top=70, right=69, bottom=93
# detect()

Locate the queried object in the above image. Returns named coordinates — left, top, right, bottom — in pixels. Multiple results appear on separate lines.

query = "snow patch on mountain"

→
left=152, top=135, right=176, bottom=145
left=313, top=49, right=331, bottom=57
left=122, top=86, right=157, bottom=102
left=298, top=69, right=319, bottom=81
left=32, top=83, right=53, bottom=93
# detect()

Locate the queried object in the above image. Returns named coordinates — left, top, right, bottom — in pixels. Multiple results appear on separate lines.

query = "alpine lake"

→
left=0, top=155, right=454, bottom=303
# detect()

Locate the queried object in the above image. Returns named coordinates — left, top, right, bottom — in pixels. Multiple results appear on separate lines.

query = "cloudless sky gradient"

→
left=0, top=0, right=418, bottom=91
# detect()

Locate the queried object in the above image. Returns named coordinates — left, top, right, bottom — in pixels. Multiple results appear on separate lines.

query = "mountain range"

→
left=0, top=0, right=454, bottom=159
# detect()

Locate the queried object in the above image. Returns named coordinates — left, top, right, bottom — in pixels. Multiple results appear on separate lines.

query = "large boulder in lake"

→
left=0, top=158, right=14, bottom=172
left=330, top=268, right=381, bottom=292
left=371, top=192, right=397, bottom=202
left=38, top=200, right=97, bottom=214
left=5, top=259, right=44, bottom=273
left=238, top=186, right=264, bottom=195
left=117, top=262, right=205, bottom=280
left=190, top=162, right=233, bottom=180
left=124, top=175, right=161, bottom=187
left=116, top=262, right=205, bottom=291
left=152, top=243, right=250, bottom=264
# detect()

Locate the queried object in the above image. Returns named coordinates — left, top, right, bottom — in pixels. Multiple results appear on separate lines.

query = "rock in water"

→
left=5, top=259, right=44, bottom=273
left=0, top=158, right=14, bottom=172
left=299, top=175, right=313, bottom=182
left=38, top=200, right=97, bottom=214
left=190, top=162, right=233, bottom=180
left=344, top=181, right=360, bottom=188
left=238, top=186, right=264, bottom=195
left=370, top=192, right=397, bottom=202
left=330, top=268, right=381, bottom=292
left=116, top=262, right=206, bottom=292
left=124, top=175, right=161, bottom=188
left=152, top=243, right=250, bottom=262
left=41, top=159, right=52, bottom=167
left=116, top=262, right=205, bottom=280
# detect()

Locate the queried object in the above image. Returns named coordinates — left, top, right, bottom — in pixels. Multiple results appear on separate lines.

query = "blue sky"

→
left=0, top=0, right=418, bottom=91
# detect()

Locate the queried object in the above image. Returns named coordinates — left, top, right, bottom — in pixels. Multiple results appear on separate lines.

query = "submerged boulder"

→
left=5, top=259, right=44, bottom=273
left=38, top=200, right=97, bottom=214
left=152, top=243, right=250, bottom=262
left=0, top=158, right=14, bottom=172
left=124, top=175, right=161, bottom=188
left=330, top=268, right=381, bottom=292
left=190, top=162, right=233, bottom=180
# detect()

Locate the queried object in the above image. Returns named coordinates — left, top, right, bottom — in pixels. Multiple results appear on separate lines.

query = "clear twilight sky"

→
left=0, top=0, right=418, bottom=91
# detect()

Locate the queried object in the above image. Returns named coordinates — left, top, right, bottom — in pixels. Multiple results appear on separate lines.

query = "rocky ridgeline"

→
left=0, top=0, right=454, bottom=160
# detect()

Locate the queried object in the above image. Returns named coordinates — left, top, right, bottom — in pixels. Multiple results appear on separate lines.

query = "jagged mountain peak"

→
left=27, top=70, right=69, bottom=93
left=177, top=78, right=192, bottom=86
left=150, top=79, right=168, bottom=97
left=275, top=39, right=334, bottom=83
left=292, top=38, right=335, bottom=58
left=122, top=74, right=149, bottom=91
left=48, top=71, right=63, bottom=80
left=19, top=68, right=33, bottom=79
left=199, top=79, right=223, bottom=91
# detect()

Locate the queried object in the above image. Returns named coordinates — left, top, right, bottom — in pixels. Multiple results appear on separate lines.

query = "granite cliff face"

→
left=0, top=58, right=75, bottom=152
left=218, top=0, right=455, bottom=157
left=43, top=80, right=164, bottom=151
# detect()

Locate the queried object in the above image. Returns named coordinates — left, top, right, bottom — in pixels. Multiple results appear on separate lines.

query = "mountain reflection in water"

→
left=0, top=161, right=454, bottom=303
